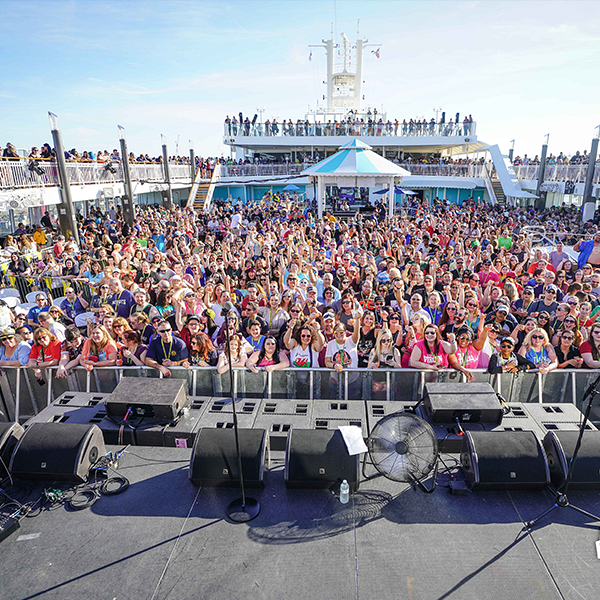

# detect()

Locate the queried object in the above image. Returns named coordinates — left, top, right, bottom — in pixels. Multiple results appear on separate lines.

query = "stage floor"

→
left=1, top=446, right=600, bottom=600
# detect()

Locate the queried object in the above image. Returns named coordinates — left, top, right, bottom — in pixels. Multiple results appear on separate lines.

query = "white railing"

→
left=224, top=121, right=477, bottom=139
left=219, top=163, right=486, bottom=179
left=220, top=164, right=306, bottom=178
left=0, top=160, right=193, bottom=190
left=401, top=164, right=486, bottom=178
left=512, top=164, right=600, bottom=184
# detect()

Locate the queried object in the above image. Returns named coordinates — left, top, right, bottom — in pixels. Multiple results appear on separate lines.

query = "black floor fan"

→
left=362, top=396, right=439, bottom=492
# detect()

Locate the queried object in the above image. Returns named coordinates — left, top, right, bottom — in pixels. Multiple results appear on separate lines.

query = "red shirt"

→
left=30, top=339, right=62, bottom=362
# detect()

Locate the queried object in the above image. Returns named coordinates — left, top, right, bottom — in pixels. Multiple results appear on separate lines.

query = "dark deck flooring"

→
left=1, top=446, right=600, bottom=600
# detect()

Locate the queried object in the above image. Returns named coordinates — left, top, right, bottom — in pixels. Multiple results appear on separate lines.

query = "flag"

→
left=372, top=48, right=380, bottom=58
left=309, top=51, right=312, bottom=62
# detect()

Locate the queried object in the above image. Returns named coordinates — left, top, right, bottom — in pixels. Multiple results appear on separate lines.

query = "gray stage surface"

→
left=1, top=446, right=600, bottom=600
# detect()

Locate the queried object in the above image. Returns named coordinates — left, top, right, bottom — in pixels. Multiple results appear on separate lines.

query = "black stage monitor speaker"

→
left=423, top=382, right=503, bottom=424
left=285, top=429, right=360, bottom=492
left=461, top=430, right=549, bottom=491
left=0, top=422, right=24, bottom=480
left=543, top=431, right=600, bottom=490
left=9, top=423, right=105, bottom=483
left=105, top=378, right=189, bottom=421
left=189, top=428, right=266, bottom=488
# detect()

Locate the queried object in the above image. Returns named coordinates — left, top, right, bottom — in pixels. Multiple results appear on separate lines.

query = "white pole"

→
left=388, top=176, right=394, bottom=219
left=317, top=177, right=324, bottom=219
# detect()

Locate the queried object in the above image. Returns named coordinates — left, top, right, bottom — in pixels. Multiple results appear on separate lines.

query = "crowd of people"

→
left=1, top=195, right=600, bottom=396
left=0, top=142, right=219, bottom=174
left=224, top=112, right=475, bottom=138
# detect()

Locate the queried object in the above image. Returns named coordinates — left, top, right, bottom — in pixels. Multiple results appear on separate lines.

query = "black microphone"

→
left=221, top=301, right=235, bottom=316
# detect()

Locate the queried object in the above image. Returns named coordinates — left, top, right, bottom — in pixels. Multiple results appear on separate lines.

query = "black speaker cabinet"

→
left=423, top=382, right=503, bottom=424
left=285, top=429, right=360, bottom=492
left=105, top=378, right=189, bottom=421
left=0, top=422, right=24, bottom=480
left=189, top=428, right=266, bottom=488
left=461, top=431, right=549, bottom=491
left=9, top=423, right=106, bottom=483
left=543, top=431, right=600, bottom=490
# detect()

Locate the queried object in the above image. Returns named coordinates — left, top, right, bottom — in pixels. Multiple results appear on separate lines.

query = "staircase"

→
left=187, top=163, right=221, bottom=212
left=491, top=179, right=506, bottom=204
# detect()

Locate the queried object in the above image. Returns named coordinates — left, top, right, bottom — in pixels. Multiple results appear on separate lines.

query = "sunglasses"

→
left=158, top=329, right=172, bottom=333
left=500, top=344, right=513, bottom=348
left=532, top=334, right=544, bottom=340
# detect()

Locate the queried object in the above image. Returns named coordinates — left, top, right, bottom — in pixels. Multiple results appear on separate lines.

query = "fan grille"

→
left=368, top=412, right=438, bottom=482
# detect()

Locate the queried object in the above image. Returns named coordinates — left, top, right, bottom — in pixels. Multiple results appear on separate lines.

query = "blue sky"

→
left=1, top=0, right=599, bottom=160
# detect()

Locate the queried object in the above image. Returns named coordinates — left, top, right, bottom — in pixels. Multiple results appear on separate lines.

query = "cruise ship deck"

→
left=2, top=444, right=600, bottom=600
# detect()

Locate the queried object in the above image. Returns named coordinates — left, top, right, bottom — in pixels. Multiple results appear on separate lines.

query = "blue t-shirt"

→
left=110, top=289, right=136, bottom=319
left=246, top=335, right=265, bottom=353
left=27, top=304, right=50, bottom=324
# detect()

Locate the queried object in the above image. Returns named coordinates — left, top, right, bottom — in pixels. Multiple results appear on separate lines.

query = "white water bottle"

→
left=340, top=480, right=350, bottom=504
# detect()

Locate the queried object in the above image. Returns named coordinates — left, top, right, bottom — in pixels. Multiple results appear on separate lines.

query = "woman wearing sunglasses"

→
left=409, top=324, right=457, bottom=371
left=554, top=330, right=583, bottom=369
left=551, top=314, right=582, bottom=347
left=580, top=323, right=600, bottom=369
left=518, top=328, right=558, bottom=374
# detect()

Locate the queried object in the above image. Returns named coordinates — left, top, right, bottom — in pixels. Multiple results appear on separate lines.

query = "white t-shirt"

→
left=325, top=337, right=358, bottom=370
left=290, top=344, right=315, bottom=368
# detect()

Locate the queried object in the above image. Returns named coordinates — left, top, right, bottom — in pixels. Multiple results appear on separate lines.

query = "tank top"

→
left=455, top=344, right=480, bottom=369
left=415, top=340, right=449, bottom=368
left=290, top=344, right=314, bottom=368
left=525, top=346, right=550, bottom=367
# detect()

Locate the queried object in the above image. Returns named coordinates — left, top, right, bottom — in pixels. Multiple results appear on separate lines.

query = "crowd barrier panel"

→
left=2, top=277, right=94, bottom=303
left=1, top=366, right=599, bottom=426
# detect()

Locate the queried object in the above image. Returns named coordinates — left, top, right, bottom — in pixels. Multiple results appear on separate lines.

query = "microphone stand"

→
left=527, top=372, right=600, bottom=529
left=223, top=307, right=260, bottom=522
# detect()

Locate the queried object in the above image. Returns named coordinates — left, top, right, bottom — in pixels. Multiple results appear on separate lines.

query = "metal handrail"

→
left=0, top=161, right=194, bottom=190
left=224, top=121, right=477, bottom=139
left=2, top=364, right=596, bottom=424
left=218, top=163, right=487, bottom=179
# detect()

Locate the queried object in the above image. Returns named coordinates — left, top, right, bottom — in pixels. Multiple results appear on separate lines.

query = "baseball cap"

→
left=497, top=305, right=509, bottom=313
left=323, top=311, right=335, bottom=321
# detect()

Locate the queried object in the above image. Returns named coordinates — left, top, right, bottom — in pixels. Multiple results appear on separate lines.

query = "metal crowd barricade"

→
left=4, top=276, right=94, bottom=303
left=2, top=366, right=600, bottom=425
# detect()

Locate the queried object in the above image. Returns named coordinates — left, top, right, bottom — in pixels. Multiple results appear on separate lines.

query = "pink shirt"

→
left=455, top=344, right=480, bottom=369
left=415, top=340, right=449, bottom=368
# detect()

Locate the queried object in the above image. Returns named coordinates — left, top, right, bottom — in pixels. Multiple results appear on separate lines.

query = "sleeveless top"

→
left=455, top=344, right=480, bottom=369
left=290, top=344, right=315, bottom=368
left=415, top=340, right=449, bottom=368
left=525, top=346, right=550, bottom=367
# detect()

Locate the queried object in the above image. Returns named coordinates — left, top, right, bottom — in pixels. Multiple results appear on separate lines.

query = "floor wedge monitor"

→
left=285, top=429, right=359, bottom=492
left=9, top=423, right=105, bottom=483
left=189, top=428, right=267, bottom=488
left=105, top=378, right=189, bottom=421
left=543, top=430, right=600, bottom=490
left=461, top=430, right=549, bottom=491
left=0, top=422, right=24, bottom=480
left=423, top=382, right=503, bottom=425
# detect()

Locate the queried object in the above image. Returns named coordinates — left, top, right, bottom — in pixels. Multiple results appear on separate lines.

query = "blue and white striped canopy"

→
left=301, top=140, right=411, bottom=178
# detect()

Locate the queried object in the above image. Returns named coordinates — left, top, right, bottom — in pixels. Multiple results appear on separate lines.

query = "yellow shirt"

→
left=33, top=230, right=47, bottom=245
